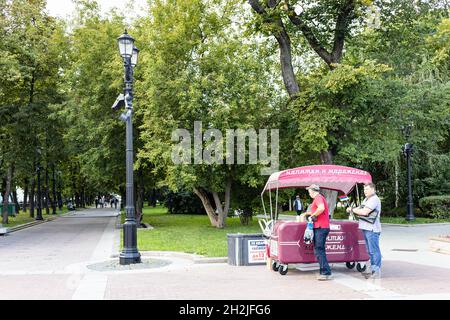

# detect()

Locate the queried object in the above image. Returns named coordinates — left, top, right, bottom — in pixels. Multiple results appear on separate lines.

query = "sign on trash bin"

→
left=227, top=233, right=266, bottom=266
left=248, top=239, right=266, bottom=264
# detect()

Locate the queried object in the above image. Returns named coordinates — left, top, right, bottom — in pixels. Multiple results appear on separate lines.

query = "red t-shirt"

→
left=310, top=194, right=330, bottom=229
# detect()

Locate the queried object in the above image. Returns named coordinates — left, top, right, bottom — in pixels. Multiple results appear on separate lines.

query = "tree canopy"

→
left=1, top=0, right=449, bottom=226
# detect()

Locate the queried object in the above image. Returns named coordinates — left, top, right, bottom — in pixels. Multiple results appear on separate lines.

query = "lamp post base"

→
left=119, top=251, right=141, bottom=265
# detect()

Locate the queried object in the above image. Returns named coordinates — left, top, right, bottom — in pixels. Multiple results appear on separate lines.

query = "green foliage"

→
left=1, top=0, right=449, bottom=228
left=137, top=0, right=281, bottom=218
left=163, top=191, right=206, bottom=215
left=290, top=61, right=393, bottom=160
left=419, top=195, right=450, bottom=219
left=60, top=3, right=129, bottom=195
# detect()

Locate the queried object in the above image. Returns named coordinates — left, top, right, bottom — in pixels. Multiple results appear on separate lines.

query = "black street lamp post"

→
left=114, top=30, right=141, bottom=265
left=36, top=147, right=43, bottom=221
left=401, top=123, right=415, bottom=221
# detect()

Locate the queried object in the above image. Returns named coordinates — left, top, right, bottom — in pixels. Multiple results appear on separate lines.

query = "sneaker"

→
left=317, top=274, right=333, bottom=281
left=364, top=270, right=381, bottom=279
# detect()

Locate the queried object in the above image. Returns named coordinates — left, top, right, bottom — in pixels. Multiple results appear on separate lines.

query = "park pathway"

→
left=0, top=207, right=120, bottom=299
left=1, top=208, right=450, bottom=300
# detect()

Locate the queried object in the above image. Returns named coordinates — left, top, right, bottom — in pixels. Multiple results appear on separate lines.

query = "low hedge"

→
left=419, top=195, right=450, bottom=219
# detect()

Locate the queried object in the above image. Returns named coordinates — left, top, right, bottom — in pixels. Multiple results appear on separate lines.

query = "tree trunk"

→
left=51, top=166, right=56, bottom=214
left=323, top=190, right=338, bottom=218
left=395, top=160, right=399, bottom=208
left=193, top=178, right=232, bottom=229
left=44, top=166, right=50, bottom=215
left=148, top=189, right=157, bottom=207
left=319, top=149, right=338, bottom=217
left=12, top=188, right=19, bottom=214
left=81, top=187, right=85, bottom=208
left=75, top=192, right=80, bottom=208
left=135, top=168, right=145, bottom=227
left=248, top=0, right=300, bottom=98
left=57, top=186, right=62, bottom=210
left=212, top=192, right=225, bottom=228
left=193, top=187, right=219, bottom=227
left=120, top=186, right=126, bottom=210
left=30, top=176, right=36, bottom=218
left=23, top=177, right=29, bottom=212
left=2, top=164, right=14, bottom=224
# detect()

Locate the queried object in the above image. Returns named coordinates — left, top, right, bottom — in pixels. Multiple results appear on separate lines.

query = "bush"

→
left=419, top=195, right=450, bottom=219
left=163, top=191, right=206, bottom=215
left=382, top=206, right=425, bottom=218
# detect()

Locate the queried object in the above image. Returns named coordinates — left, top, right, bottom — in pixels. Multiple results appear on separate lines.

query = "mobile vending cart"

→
left=259, top=165, right=372, bottom=275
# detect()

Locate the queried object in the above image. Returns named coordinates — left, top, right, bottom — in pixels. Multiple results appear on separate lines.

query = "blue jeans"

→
left=313, top=228, right=331, bottom=275
left=363, top=230, right=382, bottom=273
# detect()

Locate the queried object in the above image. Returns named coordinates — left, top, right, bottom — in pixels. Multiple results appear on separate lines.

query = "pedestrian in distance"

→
left=346, top=183, right=382, bottom=279
left=293, top=195, right=303, bottom=216
left=304, top=184, right=333, bottom=281
left=95, top=197, right=99, bottom=209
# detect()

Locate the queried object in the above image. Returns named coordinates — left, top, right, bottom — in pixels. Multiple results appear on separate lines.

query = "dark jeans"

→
left=313, top=228, right=331, bottom=275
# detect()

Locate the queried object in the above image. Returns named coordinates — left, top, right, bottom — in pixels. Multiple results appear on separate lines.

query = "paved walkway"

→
left=0, top=208, right=450, bottom=300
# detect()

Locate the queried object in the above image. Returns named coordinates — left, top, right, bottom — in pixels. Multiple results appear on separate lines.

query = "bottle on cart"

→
left=303, top=217, right=314, bottom=244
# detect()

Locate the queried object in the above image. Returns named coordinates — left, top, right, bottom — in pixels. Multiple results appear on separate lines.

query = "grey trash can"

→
left=227, top=233, right=266, bottom=266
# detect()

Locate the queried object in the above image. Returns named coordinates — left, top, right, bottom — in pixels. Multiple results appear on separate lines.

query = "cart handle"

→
left=258, top=219, right=274, bottom=237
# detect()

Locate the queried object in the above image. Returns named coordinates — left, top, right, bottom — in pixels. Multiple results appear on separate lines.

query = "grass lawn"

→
left=122, top=205, right=262, bottom=257
left=379, top=217, right=450, bottom=224
left=2, top=208, right=70, bottom=228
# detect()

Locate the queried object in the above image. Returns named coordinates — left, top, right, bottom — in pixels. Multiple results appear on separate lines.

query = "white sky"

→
left=46, top=0, right=149, bottom=20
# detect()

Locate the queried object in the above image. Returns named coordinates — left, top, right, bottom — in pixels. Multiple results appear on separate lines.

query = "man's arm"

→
left=306, top=200, right=324, bottom=218
left=349, top=206, right=373, bottom=216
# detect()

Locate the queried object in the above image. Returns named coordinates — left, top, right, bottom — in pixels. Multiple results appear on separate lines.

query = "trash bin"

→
left=0, top=203, right=16, bottom=216
left=227, top=233, right=266, bottom=266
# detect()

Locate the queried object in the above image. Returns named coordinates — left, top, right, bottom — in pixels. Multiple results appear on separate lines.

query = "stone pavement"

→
left=0, top=208, right=449, bottom=300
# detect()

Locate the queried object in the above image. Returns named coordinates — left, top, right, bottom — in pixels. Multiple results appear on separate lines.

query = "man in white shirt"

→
left=346, top=183, right=382, bottom=279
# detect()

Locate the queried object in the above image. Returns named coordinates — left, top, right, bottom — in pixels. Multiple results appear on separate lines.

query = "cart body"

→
left=269, top=220, right=369, bottom=264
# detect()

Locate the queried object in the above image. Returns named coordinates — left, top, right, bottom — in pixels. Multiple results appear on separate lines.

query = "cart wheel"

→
left=356, top=263, right=366, bottom=273
left=346, top=262, right=356, bottom=269
left=272, top=260, right=280, bottom=272
left=279, top=264, right=288, bottom=275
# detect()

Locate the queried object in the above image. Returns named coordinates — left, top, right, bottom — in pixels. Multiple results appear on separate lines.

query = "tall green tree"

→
left=0, top=0, right=67, bottom=222
left=137, top=0, right=282, bottom=227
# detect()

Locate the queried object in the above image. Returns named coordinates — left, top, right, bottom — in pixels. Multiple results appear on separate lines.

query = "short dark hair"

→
left=364, top=183, right=376, bottom=190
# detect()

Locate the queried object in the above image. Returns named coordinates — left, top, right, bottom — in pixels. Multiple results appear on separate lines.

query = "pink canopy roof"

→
left=262, top=165, right=372, bottom=195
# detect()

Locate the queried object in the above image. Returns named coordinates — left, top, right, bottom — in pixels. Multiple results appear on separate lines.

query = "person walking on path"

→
left=347, top=183, right=382, bottom=279
left=293, top=195, right=303, bottom=216
left=305, top=184, right=332, bottom=281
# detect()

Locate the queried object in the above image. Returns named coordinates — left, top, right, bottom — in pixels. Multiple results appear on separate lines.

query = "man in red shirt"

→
left=305, top=184, right=332, bottom=280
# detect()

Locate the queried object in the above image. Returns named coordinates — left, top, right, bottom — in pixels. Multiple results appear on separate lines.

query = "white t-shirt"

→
left=358, top=194, right=382, bottom=233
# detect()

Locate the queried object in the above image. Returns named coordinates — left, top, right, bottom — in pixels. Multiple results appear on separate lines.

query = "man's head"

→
left=306, top=184, right=320, bottom=198
left=364, top=183, right=376, bottom=197
left=296, top=195, right=300, bottom=199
